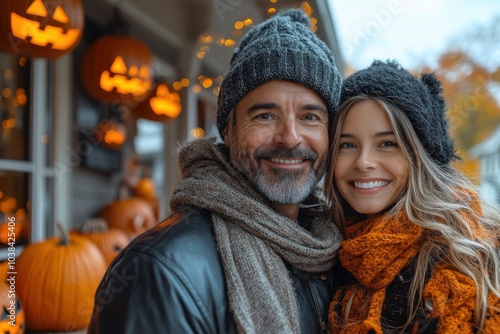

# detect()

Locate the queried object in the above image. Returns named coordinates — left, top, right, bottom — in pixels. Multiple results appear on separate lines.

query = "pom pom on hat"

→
left=339, top=60, right=458, bottom=165
left=283, top=8, right=311, bottom=27
left=216, top=8, right=342, bottom=138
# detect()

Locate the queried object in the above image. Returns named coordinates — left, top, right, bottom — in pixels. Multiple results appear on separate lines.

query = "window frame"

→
left=0, top=59, right=53, bottom=258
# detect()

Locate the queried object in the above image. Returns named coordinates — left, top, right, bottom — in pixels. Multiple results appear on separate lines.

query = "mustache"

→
left=254, top=146, right=317, bottom=161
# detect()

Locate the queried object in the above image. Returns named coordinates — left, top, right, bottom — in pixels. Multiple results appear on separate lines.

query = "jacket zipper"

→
left=307, top=277, right=327, bottom=333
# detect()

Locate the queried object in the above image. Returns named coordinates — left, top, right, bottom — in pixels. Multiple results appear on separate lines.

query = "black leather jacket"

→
left=88, top=206, right=335, bottom=334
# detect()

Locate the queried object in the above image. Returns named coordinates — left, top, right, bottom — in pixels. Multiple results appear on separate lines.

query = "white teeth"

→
left=354, top=180, right=389, bottom=189
left=270, top=158, right=303, bottom=164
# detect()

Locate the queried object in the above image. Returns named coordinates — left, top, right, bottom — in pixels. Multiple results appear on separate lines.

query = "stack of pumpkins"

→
left=6, top=174, right=160, bottom=333
left=98, top=177, right=158, bottom=240
left=0, top=0, right=160, bottom=330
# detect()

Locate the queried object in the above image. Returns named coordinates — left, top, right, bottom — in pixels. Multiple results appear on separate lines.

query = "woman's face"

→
left=334, top=100, right=409, bottom=217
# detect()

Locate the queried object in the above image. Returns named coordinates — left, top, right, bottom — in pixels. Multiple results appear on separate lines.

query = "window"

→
left=0, top=51, right=53, bottom=256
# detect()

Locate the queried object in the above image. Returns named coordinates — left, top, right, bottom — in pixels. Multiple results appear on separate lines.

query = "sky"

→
left=328, top=0, right=500, bottom=71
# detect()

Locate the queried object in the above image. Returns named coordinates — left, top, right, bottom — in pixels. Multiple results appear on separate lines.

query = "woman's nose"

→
left=354, top=149, right=377, bottom=171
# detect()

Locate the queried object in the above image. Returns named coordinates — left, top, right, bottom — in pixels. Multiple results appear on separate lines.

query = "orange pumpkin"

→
left=99, top=196, right=156, bottom=239
left=80, top=35, right=153, bottom=104
left=132, top=177, right=156, bottom=201
left=0, top=218, right=22, bottom=245
left=0, top=261, right=8, bottom=282
left=134, top=81, right=182, bottom=122
left=0, top=282, right=25, bottom=334
left=94, top=118, right=127, bottom=149
left=0, top=210, right=28, bottom=245
left=0, top=0, right=84, bottom=58
left=74, top=218, right=129, bottom=265
left=16, top=224, right=107, bottom=332
left=132, top=177, right=160, bottom=220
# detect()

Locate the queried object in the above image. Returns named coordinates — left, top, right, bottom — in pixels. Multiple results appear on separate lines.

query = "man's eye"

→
left=255, top=113, right=272, bottom=120
left=303, top=114, right=319, bottom=121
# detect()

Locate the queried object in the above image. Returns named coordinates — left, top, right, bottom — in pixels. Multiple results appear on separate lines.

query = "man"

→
left=88, top=8, right=342, bottom=334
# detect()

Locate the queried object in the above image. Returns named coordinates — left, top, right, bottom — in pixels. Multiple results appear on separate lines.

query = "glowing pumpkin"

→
left=0, top=282, right=25, bottom=334
left=134, top=81, right=182, bottom=122
left=81, top=35, right=153, bottom=104
left=0, top=0, right=84, bottom=58
left=95, top=119, right=127, bottom=149
left=0, top=210, right=27, bottom=245
left=16, top=224, right=107, bottom=332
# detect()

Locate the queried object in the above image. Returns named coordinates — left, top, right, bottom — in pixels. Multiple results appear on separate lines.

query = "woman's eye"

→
left=339, top=142, right=354, bottom=149
left=380, top=141, right=397, bottom=147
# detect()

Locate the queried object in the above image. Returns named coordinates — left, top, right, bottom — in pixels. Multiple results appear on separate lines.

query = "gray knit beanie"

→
left=340, top=60, right=458, bottom=165
left=216, top=8, right=342, bottom=137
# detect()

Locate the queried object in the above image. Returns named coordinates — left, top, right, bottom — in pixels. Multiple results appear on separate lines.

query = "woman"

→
left=325, top=60, right=500, bottom=333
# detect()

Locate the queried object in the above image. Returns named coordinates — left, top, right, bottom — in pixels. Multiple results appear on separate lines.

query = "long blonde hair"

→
left=325, top=95, right=500, bottom=330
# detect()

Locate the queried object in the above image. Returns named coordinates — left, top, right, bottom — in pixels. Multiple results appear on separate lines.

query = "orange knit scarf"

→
left=329, top=206, right=500, bottom=334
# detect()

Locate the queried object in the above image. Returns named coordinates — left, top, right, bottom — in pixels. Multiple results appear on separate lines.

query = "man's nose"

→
left=273, top=118, right=302, bottom=148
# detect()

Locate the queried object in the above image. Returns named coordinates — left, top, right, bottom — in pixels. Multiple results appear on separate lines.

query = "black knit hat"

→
left=216, top=8, right=342, bottom=137
left=340, top=60, right=458, bottom=165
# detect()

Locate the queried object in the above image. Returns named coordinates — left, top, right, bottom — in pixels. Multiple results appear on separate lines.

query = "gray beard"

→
left=252, top=166, right=319, bottom=204
left=229, top=140, right=325, bottom=204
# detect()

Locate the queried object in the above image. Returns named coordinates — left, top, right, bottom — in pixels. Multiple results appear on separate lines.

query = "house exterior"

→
left=469, top=125, right=500, bottom=204
left=0, top=0, right=345, bottom=253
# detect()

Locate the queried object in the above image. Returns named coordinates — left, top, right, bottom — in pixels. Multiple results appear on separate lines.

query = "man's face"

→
left=224, top=80, right=329, bottom=204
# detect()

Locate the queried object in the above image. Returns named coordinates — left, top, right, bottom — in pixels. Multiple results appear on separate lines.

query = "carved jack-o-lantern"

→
left=95, top=119, right=127, bottom=150
left=0, top=0, right=84, bottom=58
left=81, top=35, right=153, bottom=104
left=0, top=282, right=26, bottom=334
left=134, top=81, right=182, bottom=122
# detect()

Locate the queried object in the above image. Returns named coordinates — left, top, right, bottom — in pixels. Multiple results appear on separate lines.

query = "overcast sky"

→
left=328, top=0, right=500, bottom=70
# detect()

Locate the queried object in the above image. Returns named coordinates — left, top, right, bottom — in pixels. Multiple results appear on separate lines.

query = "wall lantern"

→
left=0, top=0, right=84, bottom=59
left=134, top=81, right=182, bottom=122
left=80, top=35, right=153, bottom=104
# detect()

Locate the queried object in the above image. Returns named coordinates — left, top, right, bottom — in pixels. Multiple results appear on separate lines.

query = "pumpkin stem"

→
left=118, top=180, right=130, bottom=201
left=82, top=218, right=109, bottom=233
left=56, top=222, right=70, bottom=246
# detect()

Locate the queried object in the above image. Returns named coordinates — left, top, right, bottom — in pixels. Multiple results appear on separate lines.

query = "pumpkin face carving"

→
left=135, top=82, right=182, bottom=122
left=0, top=282, right=25, bottom=334
left=95, top=119, right=127, bottom=149
left=81, top=35, right=153, bottom=103
left=0, top=0, right=84, bottom=58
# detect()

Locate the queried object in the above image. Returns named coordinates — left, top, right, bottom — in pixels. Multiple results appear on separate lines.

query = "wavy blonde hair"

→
left=325, top=95, right=500, bottom=331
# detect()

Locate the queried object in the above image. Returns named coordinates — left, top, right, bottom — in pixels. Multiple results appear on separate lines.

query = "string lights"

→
left=172, top=1, right=319, bottom=97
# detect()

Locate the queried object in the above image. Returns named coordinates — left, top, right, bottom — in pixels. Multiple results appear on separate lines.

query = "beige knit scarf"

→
left=170, top=138, right=342, bottom=334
